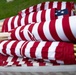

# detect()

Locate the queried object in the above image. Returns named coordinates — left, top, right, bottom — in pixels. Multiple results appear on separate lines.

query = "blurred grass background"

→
left=0, top=0, right=75, bottom=19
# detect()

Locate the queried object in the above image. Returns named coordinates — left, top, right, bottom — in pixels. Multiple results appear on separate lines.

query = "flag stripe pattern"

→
left=0, top=40, right=75, bottom=65
left=10, top=16, right=76, bottom=42
left=18, top=1, right=74, bottom=17
left=2, top=8, right=69, bottom=32
left=0, top=54, right=61, bottom=66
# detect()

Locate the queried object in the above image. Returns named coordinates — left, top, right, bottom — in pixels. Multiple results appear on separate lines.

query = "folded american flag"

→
left=0, top=40, right=75, bottom=65
left=2, top=8, right=69, bottom=32
left=18, top=1, right=74, bottom=17
left=7, top=16, right=76, bottom=43
left=1, top=1, right=76, bottom=67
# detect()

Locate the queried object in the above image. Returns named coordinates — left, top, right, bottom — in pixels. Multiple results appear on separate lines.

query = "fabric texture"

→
left=0, top=40, right=75, bottom=65
left=2, top=8, right=69, bottom=32
left=18, top=1, right=74, bottom=17
left=9, top=16, right=76, bottom=43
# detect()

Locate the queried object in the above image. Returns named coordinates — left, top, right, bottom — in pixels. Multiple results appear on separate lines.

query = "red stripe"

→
left=10, top=41, right=18, bottom=56
left=49, top=20, right=62, bottom=41
left=25, top=8, right=29, bottom=15
left=2, top=18, right=9, bottom=32
left=2, top=41, right=11, bottom=55
left=11, top=16, right=16, bottom=29
left=19, top=26, right=26, bottom=40
left=39, top=62, right=46, bottom=66
left=66, top=2, right=71, bottom=15
left=25, top=14, right=29, bottom=25
left=28, top=24, right=34, bottom=32
left=28, top=24, right=35, bottom=40
left=18, top=16, right=22, bottom=26
left=57, top=2, right=61, bottom=10
left=19, top=26, right=27, bottom=40
left=50, top=8, right=56, bottom=20
left=32, top=12, right=37, bottom=23
left=62, top=17, right=76, bottom=42
left=38, top=22, right=48, bottom=41
left=12, top=57, right=19, bottom=65
left=49, top=2, right=53, bottom=8
left=55, top=42, right=64, bottom=61
left=30, top=42, right=39, bottom=58
left=33, top=5, right=37, bottom=12
left=10, top=28, right=18, bottom=40
left=42, top=42, right=52, bottom=59
left=41, top=10, right=46, bottom=21
left=40, top=2, right=45, bottom=10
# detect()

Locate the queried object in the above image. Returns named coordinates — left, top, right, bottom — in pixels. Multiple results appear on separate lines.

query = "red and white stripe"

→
left=0, top=40, right=75, bottom=65
left=2, top=8, right=68, bottom=32
left=18, top=1, right=74, bottom=17
left=0, top=40, right=25, bottom=57
left=10, top=16, right=76, bottom=42
left=0, top=54, right=61, bottom=67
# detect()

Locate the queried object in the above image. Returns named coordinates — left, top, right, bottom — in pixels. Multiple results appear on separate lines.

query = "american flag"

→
left=18, top=1, right=74, bottom=17
left=8, top=16, right=76, bottom=43
left=2, top=8, right=69, bottom=32
left=0, top=40, right=75, bottom=65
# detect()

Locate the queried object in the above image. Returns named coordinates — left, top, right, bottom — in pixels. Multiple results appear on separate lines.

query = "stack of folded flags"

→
left=0, top=1, right=76, bottom=67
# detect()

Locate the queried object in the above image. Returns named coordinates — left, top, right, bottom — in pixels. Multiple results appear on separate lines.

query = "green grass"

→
left=0, top=0, right=75, bottom=20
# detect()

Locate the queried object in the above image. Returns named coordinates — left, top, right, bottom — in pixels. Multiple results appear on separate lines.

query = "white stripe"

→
left=25, top=42, right=35, bottom=58
left=53, top=1, right=58, bottom=8
left=6, top=57, right=13, bottom=66
left=6, top=41, right=15, bottom=56
left=32, top=23, right=42, bottom=41
left=15, top=41, right=24, bottom=57
left=55, top=18, right=69, bottom=41
left=35, top=42, right=46, bottom=59
left=21, top=9, right=26, bottom=17
left=36, top=10, right=42, bottom=22
left=33, top=62, right=39, bottom=66
left=29, top=6, right=33, bottom=13
left=44, top=2, right=49, bottom=10
left=48, top=42, right=59, bottom=60
left=28, top=12, right=34, bottom=23
left=45, top=9, right=52, bottom=21
left=21, top=17, right=25, bottom=26
left=14, top=15, right=19, bottom=28
left=15, top=26, right=22, bottom=40
left=69, top=16, right=76, bottom=38
left=61, top=2, right=66, bottom=9
left=43, top=21, right=55, bottom=41
left=8, top=17, right=13, bottom=31
left=0, top=41, right=7, bottom=55
left=57, top=15, right=63, bottom=19
left=23, top=25, right=31, bottom=40
left=37, top=3, right=41, bottom=11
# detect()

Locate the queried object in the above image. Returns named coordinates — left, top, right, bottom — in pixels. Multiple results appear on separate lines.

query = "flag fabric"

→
left=18, top=1, right=74, bottom=17
left=55, top=9, right=69, bottom=16
left=0, top=40, right=75, bottom=65
left=2, top=8, right=69, bottom=32
left=1, top=1, right=76, bottom=67
left=0, top=54, right=60, bottom=66
left=9, top=16, right=76, bottom=43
